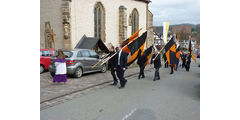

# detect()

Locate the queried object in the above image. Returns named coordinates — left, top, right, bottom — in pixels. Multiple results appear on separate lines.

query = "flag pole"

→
left=100, top=40, right=135, bottom=66
left=91, top=53, right=110, bottom=68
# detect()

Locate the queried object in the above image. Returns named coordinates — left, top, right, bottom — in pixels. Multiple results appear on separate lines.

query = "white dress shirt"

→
left=118, top=50, right=122, bottom=65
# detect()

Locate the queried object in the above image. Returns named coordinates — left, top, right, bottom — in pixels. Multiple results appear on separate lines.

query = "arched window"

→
left=94, top=2, right=105, bottom=42
left=131, top=8, right=139, bottom=35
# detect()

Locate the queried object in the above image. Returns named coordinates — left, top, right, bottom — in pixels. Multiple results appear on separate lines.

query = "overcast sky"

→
left=149, top=0, right=200, bottom=26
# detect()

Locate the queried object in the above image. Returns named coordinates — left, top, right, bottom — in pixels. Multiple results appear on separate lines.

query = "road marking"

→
left=122, top=108, right=137, bottom=120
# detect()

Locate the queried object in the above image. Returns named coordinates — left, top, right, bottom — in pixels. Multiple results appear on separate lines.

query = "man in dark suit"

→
left=137, top=49, right=147, bottom=79
left=115, top=45, right=128, bottom=89
left=108, top=46, right=118, bottom=85
left=150, top=50, right=161, bottom=81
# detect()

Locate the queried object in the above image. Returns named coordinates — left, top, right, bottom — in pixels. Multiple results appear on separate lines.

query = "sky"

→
left=149, top=0, right=200, bottom=26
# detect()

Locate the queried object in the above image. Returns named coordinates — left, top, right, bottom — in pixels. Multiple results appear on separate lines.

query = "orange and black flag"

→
left=189, top=40, right=196, bottom=63
left=176, top=46, right=182, bottom=63
left=121, top=28, right=142, bottom=47
left=126, top=31, right=147, bottom=66
left=143, top=46, right=153, bottom=66
left=164, top=37, right=177, bottom=66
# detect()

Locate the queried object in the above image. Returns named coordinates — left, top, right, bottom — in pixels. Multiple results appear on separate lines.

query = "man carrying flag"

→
left=115, top=45, right=128, bottom=89
left=164, top=37, right=177, bottom=74
left=137, top=46, right=153, bottom=79
left=189, top=37, right=196, bottom=63
left=185, top=37, right=196, bottom=71
left=150, top=50, right=161, bottom=81
left=123, top=31, right=147, bottom=66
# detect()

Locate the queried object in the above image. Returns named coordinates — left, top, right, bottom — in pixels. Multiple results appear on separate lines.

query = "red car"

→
left=197, top=53, right=200, bottom=58
left=40, top=49, right=57, bottom=73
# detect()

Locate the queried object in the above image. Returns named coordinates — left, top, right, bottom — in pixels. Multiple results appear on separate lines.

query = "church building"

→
left=40, top=0, right=154, bottom=50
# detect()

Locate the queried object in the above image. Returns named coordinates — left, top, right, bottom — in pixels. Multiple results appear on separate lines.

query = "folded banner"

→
left=163, top=22, right=170, bottom=43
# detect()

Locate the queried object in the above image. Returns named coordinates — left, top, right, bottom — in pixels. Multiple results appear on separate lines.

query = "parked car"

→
left=40, top=49, right=57, bottom=73
left=197, top=52, right=200, bottom=58
left=48, top=49, right=107, bottom=78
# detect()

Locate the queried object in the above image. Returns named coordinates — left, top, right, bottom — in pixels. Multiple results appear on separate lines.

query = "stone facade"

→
left=62, top=1, right=72, bottom=49
left=40, top=0, right=153, bottom=50
left=119, top=5, right=128, bottom=44
left=40, top=0, right=64, bottom=49
left=147, top=10, right=154, bottom=48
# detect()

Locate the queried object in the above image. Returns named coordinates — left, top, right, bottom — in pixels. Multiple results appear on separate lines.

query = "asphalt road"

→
left=41, top=60, right=200, bottom=120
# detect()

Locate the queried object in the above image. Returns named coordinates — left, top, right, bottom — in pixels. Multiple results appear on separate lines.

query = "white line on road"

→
left=122, top=108, right=137, bottom=120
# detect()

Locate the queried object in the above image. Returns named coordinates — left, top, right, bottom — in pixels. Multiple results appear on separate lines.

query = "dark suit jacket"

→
left=115, top=50, right=128, bottom=69
left=137, top=54, right=147, bottom=67
left=108, top=51, right=117, bottom=68
left=151, top=54, right=161, bottom=68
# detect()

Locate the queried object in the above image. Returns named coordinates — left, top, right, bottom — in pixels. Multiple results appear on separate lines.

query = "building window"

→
left=131, top=8, right=139, bottom=35
left=94, top=2, right=105, bottom=42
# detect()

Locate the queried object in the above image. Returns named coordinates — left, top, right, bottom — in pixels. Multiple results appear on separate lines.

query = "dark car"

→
left=48, top=49, right=107, bottom=78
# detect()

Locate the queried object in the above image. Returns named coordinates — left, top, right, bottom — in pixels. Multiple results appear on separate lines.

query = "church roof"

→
left=135, top=0, right=151, bottom=3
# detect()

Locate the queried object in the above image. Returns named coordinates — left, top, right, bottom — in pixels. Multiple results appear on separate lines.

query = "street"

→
left=41, top=59, right=200, bottom=120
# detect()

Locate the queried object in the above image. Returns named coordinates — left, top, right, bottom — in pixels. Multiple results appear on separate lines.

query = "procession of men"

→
left=96, top=30, right=197, bottom=89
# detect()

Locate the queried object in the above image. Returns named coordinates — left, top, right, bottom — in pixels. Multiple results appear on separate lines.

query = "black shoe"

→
left=170, top=72, right=173, bottom=74
left=153, top=79, right=156, bottom=81
left=142, top=76, right=145, bottom=78
left=138, top=76, right=140, bottom=79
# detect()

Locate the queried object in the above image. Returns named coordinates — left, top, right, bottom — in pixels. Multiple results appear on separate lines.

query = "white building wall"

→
left=71, top=0, right=147, bottom=48
left=40, top=0, right=64, bottom=49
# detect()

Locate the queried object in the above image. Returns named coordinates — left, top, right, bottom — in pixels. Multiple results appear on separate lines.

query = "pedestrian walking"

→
left=53, top=50, right=67, bottom=84
left=137, top=50, right=147, bottom=79
left=115, top=45, right=128, bottom=89
left=150, top=50, right=161, bottom=81
left=108, top=46, right=118, bottom=86
left=182, top=52, right=186, bottom=68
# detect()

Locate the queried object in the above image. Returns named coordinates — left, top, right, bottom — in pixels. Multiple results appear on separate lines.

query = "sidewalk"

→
left=41, top=65, right=153, bottom=104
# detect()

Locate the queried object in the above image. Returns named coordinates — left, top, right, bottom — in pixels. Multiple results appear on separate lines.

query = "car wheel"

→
left=40, top=65, right=45, bottom=74
left=101, top=64, right=107, bottom=73
left=74, top=67, right=83, bottom=78
left=50, top=72, right=55, bottom=77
